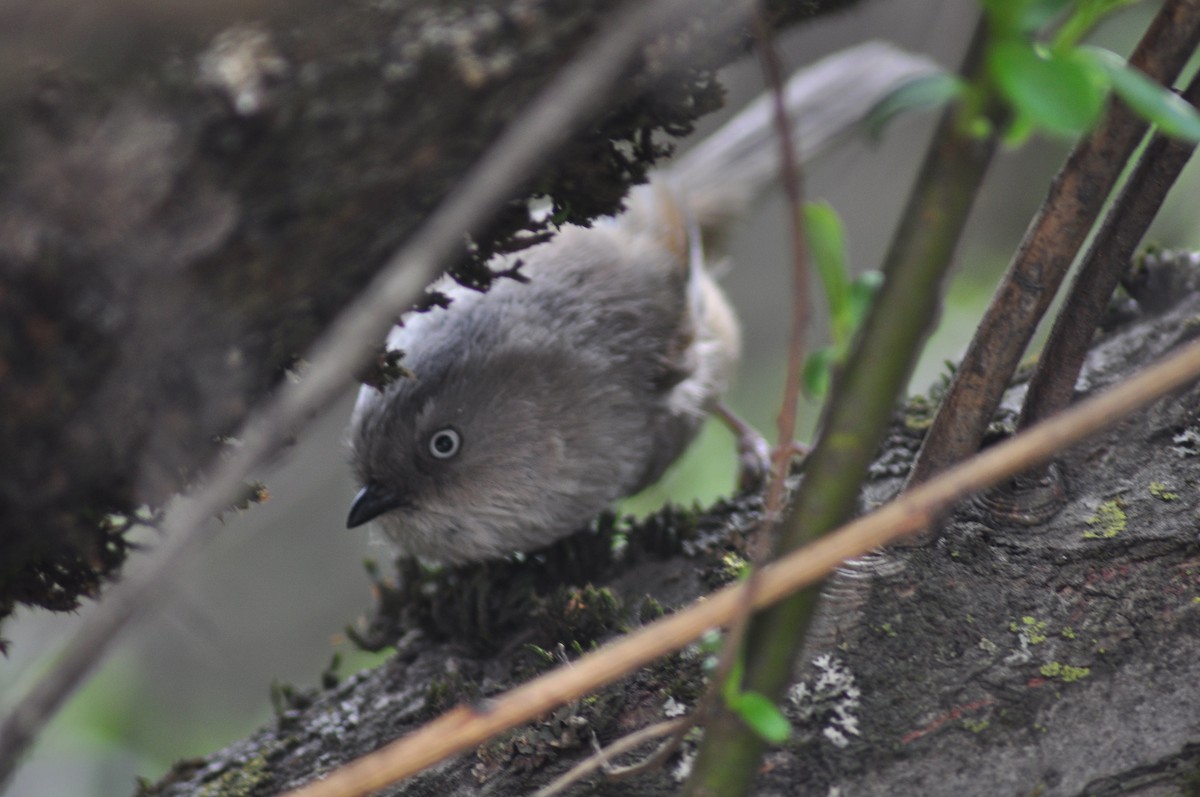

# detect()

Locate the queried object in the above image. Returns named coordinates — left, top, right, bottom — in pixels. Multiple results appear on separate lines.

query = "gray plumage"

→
left=349, top=183, right=738, bottom=562
left=347, top=42, right=937, bottom=562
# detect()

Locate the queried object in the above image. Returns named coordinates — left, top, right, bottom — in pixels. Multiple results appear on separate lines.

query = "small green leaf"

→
left=1082, top=46, right=1200, bottom=142
left=805, top=201, right=850, bottom=330
left=863, top=72, right=966, bottom=140
left=803, top=348, right=835, bottom=398
left=728, top=691, right=792, bottom=744
left=988, top=39, right=1107, bottom=138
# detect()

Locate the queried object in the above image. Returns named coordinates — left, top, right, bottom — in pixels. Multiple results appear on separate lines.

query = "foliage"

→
left=868, top=0, right=1200, bottom=145
left=980, top=0, right=1200, bottom=143
left=802, top=201, right=882, bottom=397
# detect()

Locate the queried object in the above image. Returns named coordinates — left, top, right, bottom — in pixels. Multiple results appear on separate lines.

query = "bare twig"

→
left=530, top=718, right=685, bottom=797
left=1018, top=70, right=1200, bottom=431
left=908, top=0, right=1200, bottom=486
left=759, top=6, right=812, bottom=522
left=281, top=334, right=1200, bottom=797
left=0, top=0, right=726, bottom=784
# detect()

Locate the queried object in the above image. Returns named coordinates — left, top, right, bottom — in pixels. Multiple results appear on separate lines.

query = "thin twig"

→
left=759, top=6, right=811, bottom=522
left=634, top=8, right=814, bottom=783
left=908, top=0, right=1200, bottom=486
left=1018, top=69, right=1200, bottom=431
left=281, top=334, right=1200, bottom=797
left=0, top=0, right=726, bottom=784
left=530, top=718, right=685, bottom=797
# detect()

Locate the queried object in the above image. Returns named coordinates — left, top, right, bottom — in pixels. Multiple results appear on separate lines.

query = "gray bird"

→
left=346, top=42, right=936, bottom=563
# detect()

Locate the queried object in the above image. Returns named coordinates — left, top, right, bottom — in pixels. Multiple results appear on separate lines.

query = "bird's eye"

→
left=428, top=427, right=461, bottom=460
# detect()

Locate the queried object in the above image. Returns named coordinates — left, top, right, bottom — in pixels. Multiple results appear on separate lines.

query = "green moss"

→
left=1060, top=627, right=1077, bottom=640
left=1011, top=616, right=1048, bottom=644
left=904, top=415, right=934, bottom=432
left=961, top=717, right=990, bottom=733
left=1040, top=661, right=1091, bottom=683
left=1083, top=499, right=1126, bottom=539
left=901, top=394, right=937, bottom=429
left=720, top=551, right=750, bottom=582
left=1149, top=482, right=1180, bottom=501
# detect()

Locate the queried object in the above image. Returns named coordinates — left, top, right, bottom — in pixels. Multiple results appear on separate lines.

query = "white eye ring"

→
left=428, top=427, right=461, bottom=459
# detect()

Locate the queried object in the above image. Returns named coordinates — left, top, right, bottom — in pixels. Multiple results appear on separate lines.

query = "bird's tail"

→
left=650, top=40, right=940, bottom=235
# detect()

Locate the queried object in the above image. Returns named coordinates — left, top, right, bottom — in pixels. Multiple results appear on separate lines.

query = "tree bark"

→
left=142, top=252, right=1200, bottom=796
left=0, top=0, right=853, bottom=626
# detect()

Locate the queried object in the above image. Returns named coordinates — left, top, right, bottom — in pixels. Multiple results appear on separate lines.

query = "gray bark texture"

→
left=140, top=252, right=1200, bottom=796
left=0, top=0, right=854, bottom=627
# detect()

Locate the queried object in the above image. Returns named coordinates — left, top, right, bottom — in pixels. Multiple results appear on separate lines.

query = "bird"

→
left=345, top=42, right=936, bottom=563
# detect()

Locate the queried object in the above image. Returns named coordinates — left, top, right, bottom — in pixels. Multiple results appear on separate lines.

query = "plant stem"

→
left=1018, top=70, right=1200, bottom=431
left=682, top=15, right=998, bottom=796
left=907, top=0, right=1200, bottom=487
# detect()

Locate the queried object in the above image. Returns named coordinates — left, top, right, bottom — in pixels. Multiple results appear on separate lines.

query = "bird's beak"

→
left=346, top=483, right=408, bottom=528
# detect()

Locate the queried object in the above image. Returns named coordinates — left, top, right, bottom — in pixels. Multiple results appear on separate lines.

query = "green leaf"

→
left=803, top=348, right=834, bottom=398
left=804, top=201, right=851, bottom=342
left=988, top=39, right=1107, bottom=138
left=862, top=72, right=966, bottom=140
left=728, top=691, right=792, bottom=744
left=1082, top=46, right=1200, bottom=142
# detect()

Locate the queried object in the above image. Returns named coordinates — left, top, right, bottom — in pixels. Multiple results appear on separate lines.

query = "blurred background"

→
left=3, top=0, right=1194, bottom=794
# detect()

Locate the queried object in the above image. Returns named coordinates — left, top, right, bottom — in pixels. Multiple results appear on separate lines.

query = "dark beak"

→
left=347, top=483, right=408, bottom=528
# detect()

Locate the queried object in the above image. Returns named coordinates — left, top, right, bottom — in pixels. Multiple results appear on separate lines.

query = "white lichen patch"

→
left=787, top=654, right=862, bottom=749
left=1172, top=427, right=1200, bottom=457
left=663, top=696, right=688, bottom=718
